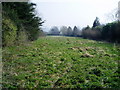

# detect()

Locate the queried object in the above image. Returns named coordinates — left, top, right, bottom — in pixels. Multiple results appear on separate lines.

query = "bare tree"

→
left=49, top=26, right=60, bottom=35
left=118, top=1, right=120, bottom=21
left=67, top=26, right=73, bottom=36
left=60, top=26, right=68, bottom=35
left=106, top=8, right=118, bottom=22
left=73, top=26, right=80, bottom=36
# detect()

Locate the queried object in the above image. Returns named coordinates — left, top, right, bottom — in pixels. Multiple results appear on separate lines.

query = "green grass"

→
left=2, top=36, right=120, bottom=88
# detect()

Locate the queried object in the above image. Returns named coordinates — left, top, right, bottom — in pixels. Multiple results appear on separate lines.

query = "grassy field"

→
left=2, top=36, right=120, bottom=88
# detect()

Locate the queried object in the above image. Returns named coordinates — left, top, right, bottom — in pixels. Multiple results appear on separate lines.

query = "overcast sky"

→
left=30, top=0, right=120, bottom=31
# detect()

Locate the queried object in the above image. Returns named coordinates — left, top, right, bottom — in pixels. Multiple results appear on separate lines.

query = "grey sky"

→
left=30, top=0, right=120, bottom=31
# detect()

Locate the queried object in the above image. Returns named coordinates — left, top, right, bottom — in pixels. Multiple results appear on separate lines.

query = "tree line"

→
left=82, top=17, right=120, bottom=43
left=2, top=2, right=44, bottom=47
left=48, top=26, right=81, bottom=37
left=48, top=17, right=120, bottom=43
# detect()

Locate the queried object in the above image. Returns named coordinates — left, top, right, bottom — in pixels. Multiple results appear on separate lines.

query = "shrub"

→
left=2, top=17, right=17, bottom=46
left=82, top=27, right=101, bottom=40
left=102, top=21, right=120, bottom=42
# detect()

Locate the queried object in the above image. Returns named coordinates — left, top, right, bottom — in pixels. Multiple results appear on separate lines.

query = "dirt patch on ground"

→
left=81, top=52, right=94, bottom=58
